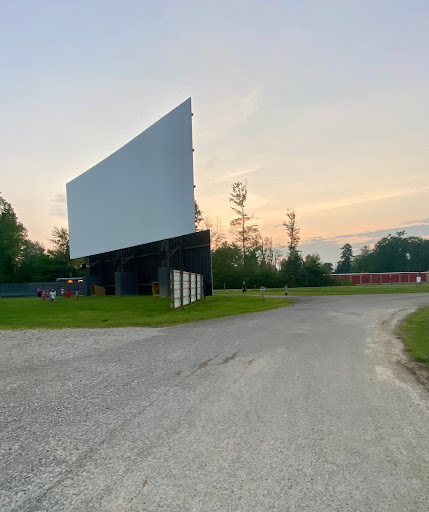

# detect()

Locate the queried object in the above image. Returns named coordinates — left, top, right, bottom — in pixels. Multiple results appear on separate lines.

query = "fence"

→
left=0, top=280, right=87, bottom=298
left=171, top=270, right=204, bottom=309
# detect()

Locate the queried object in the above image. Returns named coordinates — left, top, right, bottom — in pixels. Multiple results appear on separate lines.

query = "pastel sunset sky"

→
left=1, top=1, right=428, bottom=264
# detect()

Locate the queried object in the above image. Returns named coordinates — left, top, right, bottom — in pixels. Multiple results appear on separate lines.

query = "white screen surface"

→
left=67, top=98, right=195, bottom=258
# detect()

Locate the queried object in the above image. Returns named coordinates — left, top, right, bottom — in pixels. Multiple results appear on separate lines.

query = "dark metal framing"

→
left=87, top=230, right=212, bottom=296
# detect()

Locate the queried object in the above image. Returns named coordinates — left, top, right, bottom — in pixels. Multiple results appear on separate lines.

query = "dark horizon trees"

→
left=0, top=193, right=82, bottom=284
left=348, top=232, right=429, bottom=274
left=335, top=243, right=353, bottom=273
left=3, top=189, right=427, bottom=288
left=0, top=193, right=27, bottom=283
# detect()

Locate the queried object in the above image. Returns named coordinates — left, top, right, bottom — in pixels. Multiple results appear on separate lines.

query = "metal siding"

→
left=88, top=230, right=212, bottom=295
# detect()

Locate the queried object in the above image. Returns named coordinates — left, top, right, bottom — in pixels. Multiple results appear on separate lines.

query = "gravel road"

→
left=1, top=294, right=429, bottom=511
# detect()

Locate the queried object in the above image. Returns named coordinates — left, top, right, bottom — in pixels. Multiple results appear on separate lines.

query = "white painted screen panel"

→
left=196, top=275, right=202, bottom=300
left=190, top=273, right=196, bottom=303
left=172, top=270, right=182, bottom=309
left=182, top=272, right=190, bottom=305
left=67, top=98, right=195, bottom=258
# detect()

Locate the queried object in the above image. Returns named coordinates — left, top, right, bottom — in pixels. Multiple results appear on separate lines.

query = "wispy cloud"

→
left=239, top=87, right=262, bottom=119
left=210, top=167, right=259, bottom=184
left=198, top=87, right=263, bottom=144
left=301, top=186, right=429, bottom=216
left=302, top=221, right=429, bottom=246
left=50, top=192, right=67, bottom=219
left=403, top=217, right=429, bottom=226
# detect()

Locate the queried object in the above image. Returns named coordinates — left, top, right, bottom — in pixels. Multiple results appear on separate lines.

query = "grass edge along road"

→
left=0, top=295, right=291, bottom=330
left=399, top=306, right=429, bottom=368
left=215, top=284, right=429, bottom=296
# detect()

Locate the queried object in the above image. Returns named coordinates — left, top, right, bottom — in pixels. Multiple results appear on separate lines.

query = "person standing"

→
left=37, top=285, right=43, bottom=299
left=60, top=286, right=65, bottom=299
left=75, top=289, right=79, bottom=301
left=66, top=289, right=71, bottom=300
left=49, top=289, right=56, bottom=302
left=242, top=281, right=247, bottom=294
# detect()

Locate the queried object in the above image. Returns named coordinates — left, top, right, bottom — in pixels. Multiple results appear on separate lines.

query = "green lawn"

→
left=399, top=307, right=429, bottom=367
left=215, top=284, right=429, bottom=296
left=0, top=295, right=291, bottom=330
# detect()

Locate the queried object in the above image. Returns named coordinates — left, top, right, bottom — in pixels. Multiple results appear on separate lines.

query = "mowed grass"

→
left=399, top=307, right=429, bottom=367
left=215, top=284, right=429, bottom=296
left=0, top=295, right=291, bottom=330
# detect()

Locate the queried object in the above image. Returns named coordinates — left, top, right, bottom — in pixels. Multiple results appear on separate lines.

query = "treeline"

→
left=0, top=193, right=82, bottom=284
left=335, top=234, right=429, bottom=274
left=197, top=182, right=334, bottom=289
left=197, top=182, right=429, bottom=290
left=2, top=188, right=427, bottom=288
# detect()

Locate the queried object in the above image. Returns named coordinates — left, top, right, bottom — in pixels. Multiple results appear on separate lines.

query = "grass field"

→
left=215, top=284, right=429, bottom=296
left=0, top=295, right=291, bottom=330
left=399, top=307, right=429, bottom=367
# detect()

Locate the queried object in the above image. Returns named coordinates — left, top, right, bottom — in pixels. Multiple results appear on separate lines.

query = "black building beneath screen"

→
left=86, top=230, right=212, bottom=297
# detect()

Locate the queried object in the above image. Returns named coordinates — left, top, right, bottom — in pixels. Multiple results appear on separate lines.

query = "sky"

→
left=1, top=0, right=428, bottom=264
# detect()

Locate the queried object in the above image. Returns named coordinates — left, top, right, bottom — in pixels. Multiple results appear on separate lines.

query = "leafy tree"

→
left=194, top=200, right=203, bottom=231
left=229, top=181, right=259, bottom=261
left=336, top=243, right=353, bottom=273
left=280, top=250, right=304, bottom=287
left=282, top=209, right=300, bottom=254
left=351, top=245, right=374, bottom=273
left=0, top=193, right=27, bottom=283
left=211, top=242, right=243, bottom=288
left=47, top=226, right=83, bottom=278
left=411, top=239, right=429, bottom=272
left=302, top=253, right=333, bottom=286
left=321, top=261, right=334, bottom=275
left=49, top=226, right=70, bottom=260
left=281, top=209, right=303, bottom=286
left=370, top=232, right=429, bottom=272
left=14, top=240, right=49, bottom=283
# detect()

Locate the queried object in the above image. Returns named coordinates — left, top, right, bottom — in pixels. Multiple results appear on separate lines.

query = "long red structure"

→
left=332, top=272, right=428, bottom=285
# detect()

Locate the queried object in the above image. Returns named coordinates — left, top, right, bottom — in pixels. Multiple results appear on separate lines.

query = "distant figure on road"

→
left=66, top=289, right=71, bottom=300
left=284, top=286, right=288, bottom=295
left=37, top=285, right=43, bottom=299
left=49, top=290, right=56, bottom=302
left=242, top=281, right=247, bottom=294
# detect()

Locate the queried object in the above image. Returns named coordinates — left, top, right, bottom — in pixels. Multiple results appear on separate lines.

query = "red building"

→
left=332, top=272, right=428, bottom=285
